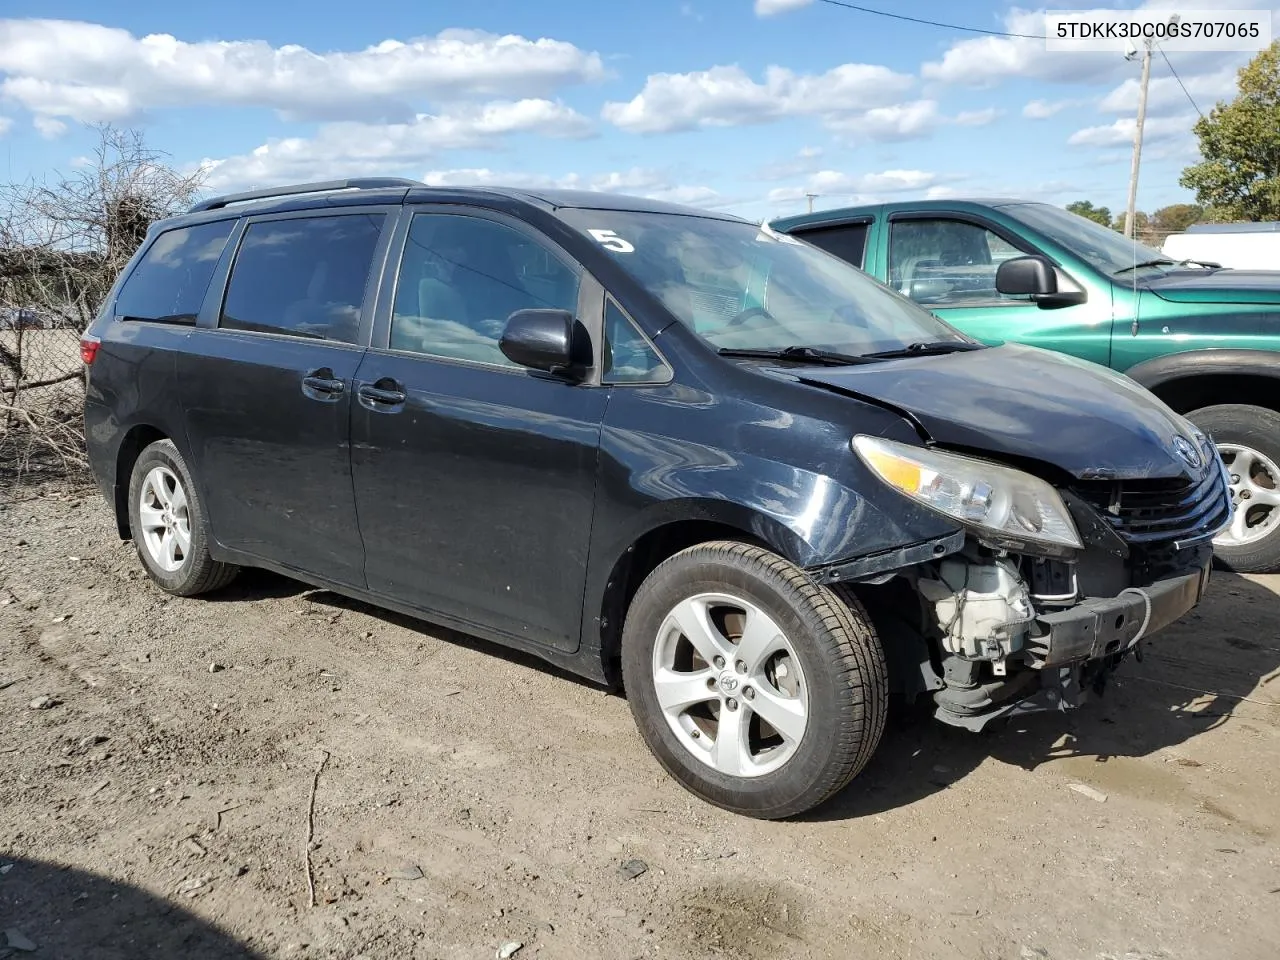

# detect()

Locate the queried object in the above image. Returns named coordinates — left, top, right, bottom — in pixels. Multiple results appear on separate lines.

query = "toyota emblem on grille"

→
left=1173, top=435, right=1202, bottom=470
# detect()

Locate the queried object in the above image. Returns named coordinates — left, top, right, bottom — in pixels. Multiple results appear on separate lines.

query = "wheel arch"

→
left=1125, top=350, right=1280, bottom=416
left=112, top=424, right=173, bottom=540
left=591, top=500, right=803, bottom=685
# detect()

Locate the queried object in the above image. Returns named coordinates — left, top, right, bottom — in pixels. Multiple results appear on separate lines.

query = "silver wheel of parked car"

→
left=126, top=439, right=239, bottom=596
left=138, top=465, right=191, bottom=573
left=652, top=592, right=809, bottom=778
left=1215, top=442, right=1280, bottom=547
left=1188, top=404, right=1280, bottom=573
left=622, top=541, right=887, bottom=819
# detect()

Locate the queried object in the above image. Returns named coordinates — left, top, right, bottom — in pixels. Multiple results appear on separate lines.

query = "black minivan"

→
left=82, top=178, right=1231, bottom=819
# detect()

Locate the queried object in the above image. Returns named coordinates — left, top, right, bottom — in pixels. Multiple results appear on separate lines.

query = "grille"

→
left=1070, top=460, right=1231, bottom=546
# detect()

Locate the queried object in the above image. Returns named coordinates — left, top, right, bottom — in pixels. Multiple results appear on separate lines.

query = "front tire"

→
left=126, top=439, right=238, bottom=596
left=621, top=542, right=887, bottom=819
left=1187, top=404, right=1280, bottom=574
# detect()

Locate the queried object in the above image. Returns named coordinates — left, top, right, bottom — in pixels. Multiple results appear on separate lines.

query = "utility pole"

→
left=1123, top=38, right=1153, bottom=239
left=805, top=193, right=818, bottom=213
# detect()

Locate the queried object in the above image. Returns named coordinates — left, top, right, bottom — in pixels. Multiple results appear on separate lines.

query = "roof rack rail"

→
left=189, top=177, right=424, bottom=213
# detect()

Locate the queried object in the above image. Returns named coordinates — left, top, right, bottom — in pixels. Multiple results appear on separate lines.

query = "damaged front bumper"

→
left=932, top=558, right=1212, bottom=732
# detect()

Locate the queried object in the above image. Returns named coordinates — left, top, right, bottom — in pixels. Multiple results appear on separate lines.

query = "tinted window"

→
left=389, top=214, right=580, bottom=366
left=604, top=300, right=669, bottom=383
left=1004, top=201, right=1168, bottom=276
left=558, top=209, right=961, bottom=356
left=889, top=219, right=1026, bottom=306
left=115, top=220, right=235, bottom=324
left=220, top=214, right=385, bottom=343
left=798, top=223, right=869, bottom=269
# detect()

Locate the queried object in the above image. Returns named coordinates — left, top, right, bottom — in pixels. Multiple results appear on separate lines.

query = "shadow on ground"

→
left=209, top=568, right=603, bottom=689
left=203, top=567, right=1278, bottom=823
left=807, top=570, right=1280, bottom=821
left=0, top=855, right=266, bottom=959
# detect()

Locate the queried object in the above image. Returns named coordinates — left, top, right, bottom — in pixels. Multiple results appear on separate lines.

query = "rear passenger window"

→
left=220, top=214, right=385, bottom=343
left=604, top=300, right=670, bottom=384
left=799, top=223, right=869, bottom=269
left=114, top=220, right=235, bottom=324
left=389, top=214, right=580, bottom=366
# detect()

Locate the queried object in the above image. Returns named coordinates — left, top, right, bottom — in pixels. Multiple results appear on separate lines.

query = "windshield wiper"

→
left=1113, top=258, right=1178, bottom=275
left=858, top=340, right=986, bottom=360
left=717, top=345, right=878, bottom=366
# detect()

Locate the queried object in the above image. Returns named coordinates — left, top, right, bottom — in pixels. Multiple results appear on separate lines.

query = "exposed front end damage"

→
left=809, top=445, right=1230, bottom=732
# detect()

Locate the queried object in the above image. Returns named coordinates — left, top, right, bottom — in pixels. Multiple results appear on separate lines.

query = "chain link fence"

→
left=0, top=309, right=90, bottom=491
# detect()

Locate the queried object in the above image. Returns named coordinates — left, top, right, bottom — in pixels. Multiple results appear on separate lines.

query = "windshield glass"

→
left=558, top=209, right=965, bottom=354
left=1001, top=202, right=1170, bottom=276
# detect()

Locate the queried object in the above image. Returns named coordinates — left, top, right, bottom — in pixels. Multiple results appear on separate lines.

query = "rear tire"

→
left=1187, top=404, right=1280, bottom=574
left=126, top=439, right=238, bottom=596
left=621, top=541, right=887, bottom=819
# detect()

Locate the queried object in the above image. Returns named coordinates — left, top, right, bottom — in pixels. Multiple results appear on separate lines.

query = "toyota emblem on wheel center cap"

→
left=1173, top=434, right=1202, bottom=470
left=718, top=672, right=740, bottom=694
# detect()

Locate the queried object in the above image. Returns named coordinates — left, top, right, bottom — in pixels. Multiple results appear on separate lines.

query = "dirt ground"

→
left=2, top=487, right=1279, bottom=960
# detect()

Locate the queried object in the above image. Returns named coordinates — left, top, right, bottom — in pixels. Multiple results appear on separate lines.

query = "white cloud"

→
left=420, top=166, right=726, bottom=208
left=680, top=4, right=705, bottom=22
left=0, top=115, right=11, bottom=136
left=954, top=107, right=1001, bottom=126
left=768, top=168, right=951, bottom=203
left=1023, top=98, right=1077, bottom=119
left=755, top=146, right=827, bottom=182
left=843, top=100, right=941, bottom=140
left=1067, top=113, right=1197, bottom=148
left=200, top=99, right=593, bottom=190
left=0, top=19, right=606, bottom=122
left=1099, top=66, right=1237, bottom=117
left=921, top=3, right=1274, bottom=89
left=754, top=0, right=814, bottom=15
left=825, top=101, right=1000, bottom=142
left=601, top=63, right=915, bottom=134
left=32, top=115, right=66, bottom=138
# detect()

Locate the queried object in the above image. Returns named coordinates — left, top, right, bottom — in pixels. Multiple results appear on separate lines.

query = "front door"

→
left=350, top=209, right=607, bottom=651
left=180, top=209, right=391, bottom=586
left=887, top=215, right=1112, bottom=367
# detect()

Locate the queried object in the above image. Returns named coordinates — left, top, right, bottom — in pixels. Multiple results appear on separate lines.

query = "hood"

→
left=1142, top=268, right=1280, bottom=305
left=790, top=344, right=1201, bottom=481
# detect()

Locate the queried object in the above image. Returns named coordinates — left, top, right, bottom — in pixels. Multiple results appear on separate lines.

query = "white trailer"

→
left=1162, top=222, right=1280, bottom=270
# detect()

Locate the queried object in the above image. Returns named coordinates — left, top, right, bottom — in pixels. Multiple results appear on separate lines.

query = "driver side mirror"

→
left=499, top=308, right=591, bottom=380
left=995, top=255, right=1088, bottom=307
left=995, top=255, right=1059, bottom=296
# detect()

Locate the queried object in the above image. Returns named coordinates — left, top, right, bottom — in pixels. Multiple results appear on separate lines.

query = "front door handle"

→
left=302, top=368, right=345, bottom=401
left=358, top=380, right=407, bottom=410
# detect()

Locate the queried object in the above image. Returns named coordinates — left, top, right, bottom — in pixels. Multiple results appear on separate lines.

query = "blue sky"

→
left=0, top=1, right=1273, bottom=221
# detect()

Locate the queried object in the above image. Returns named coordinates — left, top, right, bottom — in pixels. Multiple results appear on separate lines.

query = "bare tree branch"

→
left=1, top=124, right=205, bottom=484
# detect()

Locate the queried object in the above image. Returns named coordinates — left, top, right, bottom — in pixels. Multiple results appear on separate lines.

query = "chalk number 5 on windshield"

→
left=588, top=229, right=635, bottom=253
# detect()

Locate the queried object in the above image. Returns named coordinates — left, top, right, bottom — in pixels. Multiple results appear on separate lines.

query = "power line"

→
left=813, top=0, right=1046, bottom=39
left=1157, top=46, right=1205, bottom=118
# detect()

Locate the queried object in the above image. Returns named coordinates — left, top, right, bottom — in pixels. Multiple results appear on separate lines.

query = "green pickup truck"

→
left=773, top=199, right=1280, bottom=573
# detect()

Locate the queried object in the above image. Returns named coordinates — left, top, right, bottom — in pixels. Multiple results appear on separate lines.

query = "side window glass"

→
left=390, top=214, right=581, bottom=367
left=888, top=219, right=1027, bottom=306
left=115, top=220, right=236, bottom=324
left=799, top=223, right=869, bottom=269
left=603, top=300, right=669, bottom=384
left=220, top=214, right=385, bottom=343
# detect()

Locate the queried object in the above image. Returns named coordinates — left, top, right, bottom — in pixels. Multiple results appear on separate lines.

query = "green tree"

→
left=1110, top=210, right=1149, bottom=235
left=1066, top=200, right=1113, bottom=226
left=1150, top=203, right=1203, bottom=234
left=1180, top=41, right=1280, bottom=220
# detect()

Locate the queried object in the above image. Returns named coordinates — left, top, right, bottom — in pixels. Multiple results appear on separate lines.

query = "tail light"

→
left=80, top=335, right=100, bottom=365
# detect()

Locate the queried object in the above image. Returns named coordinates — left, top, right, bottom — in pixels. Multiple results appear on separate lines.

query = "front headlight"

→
left=852, top=435, right=1082, bottom=550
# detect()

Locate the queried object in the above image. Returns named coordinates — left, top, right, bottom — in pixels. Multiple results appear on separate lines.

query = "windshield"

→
left=558, top=209, right=965, bottom=355
left=1000, top=202, right=1170, bottom=276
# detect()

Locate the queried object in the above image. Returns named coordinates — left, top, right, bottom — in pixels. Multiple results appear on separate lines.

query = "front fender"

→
left=1124, top=347, right=1280, bottom=389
